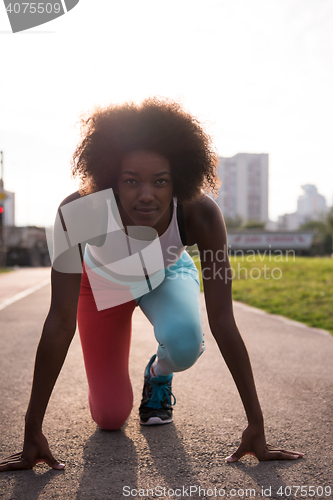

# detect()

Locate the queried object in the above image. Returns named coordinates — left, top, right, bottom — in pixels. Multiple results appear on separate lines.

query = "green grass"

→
left=193, top=255, right=333, bottom=335
left=0, top=267, right=13, bottom=274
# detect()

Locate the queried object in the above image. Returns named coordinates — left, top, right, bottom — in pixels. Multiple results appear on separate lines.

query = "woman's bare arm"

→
left=0, top=192, right=84, bottom=471
left=25, top=269, right=82, bottom=431
left=0, top=269, right=82, bottom=471
left=184, top=196, right=303, bottom=462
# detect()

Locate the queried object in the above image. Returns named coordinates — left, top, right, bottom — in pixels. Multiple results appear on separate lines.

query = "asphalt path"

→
left=0, top=268, right=332, bottom=500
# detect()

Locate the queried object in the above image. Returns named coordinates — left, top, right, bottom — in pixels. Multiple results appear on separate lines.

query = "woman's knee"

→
left=91, top=400, right=133, bottom=431
left=88, top=383, right=133, bottom=430
left=94, top=411, right=131, bottom=431
left=159, top=319, right=204, bottom=371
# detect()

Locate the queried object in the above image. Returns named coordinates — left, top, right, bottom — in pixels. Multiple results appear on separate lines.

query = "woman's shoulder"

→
left=59, top=190, right=84, bottom=209
left=183, top=195, right=222, bottom=228
left=182, top=195, right=224, bottom=246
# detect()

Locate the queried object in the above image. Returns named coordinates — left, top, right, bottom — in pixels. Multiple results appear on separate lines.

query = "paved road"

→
left=0, top=269, right=332, bottom=500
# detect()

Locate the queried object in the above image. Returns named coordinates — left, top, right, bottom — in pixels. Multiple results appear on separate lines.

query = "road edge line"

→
left=0, top=278, right=50, bottom=312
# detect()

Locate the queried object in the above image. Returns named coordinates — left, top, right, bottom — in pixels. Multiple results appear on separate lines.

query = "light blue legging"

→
left=78, top=251, right=204, bottom=430
left=137, top=251, right=204, bottom=375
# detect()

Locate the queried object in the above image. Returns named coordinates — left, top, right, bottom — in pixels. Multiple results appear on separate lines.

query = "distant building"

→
left=265, top=219, right=278, bottom=231
left=277, top=212, right=306, bottom=231
left=217, top=153, right=269, bottom=224
left=297, top=184, right=327, bottom=219
left=277, top=184, right=327, bottom=230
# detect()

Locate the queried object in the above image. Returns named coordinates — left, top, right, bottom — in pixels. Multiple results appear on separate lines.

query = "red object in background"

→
left=0, top=207, right=3, bottom=214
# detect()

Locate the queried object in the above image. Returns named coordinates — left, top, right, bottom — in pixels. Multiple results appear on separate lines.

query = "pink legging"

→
left=77, top=255, right=203, bottom=430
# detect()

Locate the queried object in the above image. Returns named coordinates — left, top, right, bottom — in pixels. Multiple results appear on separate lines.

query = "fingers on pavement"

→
left=0, top=452, right=65, bottom=471
left=225, top=447, right=303, bottom=463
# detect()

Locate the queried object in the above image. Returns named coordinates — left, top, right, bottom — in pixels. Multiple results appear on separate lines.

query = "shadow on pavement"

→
left=229, top=457, right=305, bottom=497
left=75, top=427, right=138, bottom=499
left=6, top=468, right=63, bottom=500
left=140, top=423, right=201, bottom=488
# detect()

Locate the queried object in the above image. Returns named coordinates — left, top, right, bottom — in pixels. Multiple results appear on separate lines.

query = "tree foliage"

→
left=243, top=220, right=266, bottom=230
left=299, top=207, right=333, bottom=255
left=223, top=215, right=243, bottom=229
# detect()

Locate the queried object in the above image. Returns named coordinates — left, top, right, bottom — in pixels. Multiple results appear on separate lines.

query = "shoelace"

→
left=147, top=382, right=176, bottom=409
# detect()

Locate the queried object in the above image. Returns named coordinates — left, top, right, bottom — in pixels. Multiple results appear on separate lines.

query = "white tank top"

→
left=86, top=197, right=186, bottom=273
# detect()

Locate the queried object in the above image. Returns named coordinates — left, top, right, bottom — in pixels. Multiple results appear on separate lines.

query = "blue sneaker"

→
left=139, top=355, right=176, bottom=425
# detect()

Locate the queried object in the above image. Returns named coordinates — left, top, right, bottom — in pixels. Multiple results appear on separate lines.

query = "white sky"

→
left=0, top=0, right=332, bottom=226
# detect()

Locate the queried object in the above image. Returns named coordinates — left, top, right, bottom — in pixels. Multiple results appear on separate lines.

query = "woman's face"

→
left=116, top=150, right=174, bottom=234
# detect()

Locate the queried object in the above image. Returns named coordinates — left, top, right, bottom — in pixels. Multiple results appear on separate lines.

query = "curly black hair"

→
left=71, top=97, right=220, bottom=202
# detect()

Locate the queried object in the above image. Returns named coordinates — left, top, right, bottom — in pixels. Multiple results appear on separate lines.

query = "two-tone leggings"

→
left=77, top=251, right=204, bottom=430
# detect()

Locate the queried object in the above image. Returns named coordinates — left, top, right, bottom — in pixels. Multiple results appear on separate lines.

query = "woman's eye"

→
left=156, top=179, right=168, bottom=185
left=125, top=179, right=137, bottom=184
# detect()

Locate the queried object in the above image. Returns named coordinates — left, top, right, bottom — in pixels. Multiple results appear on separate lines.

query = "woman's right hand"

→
left=0, top=430, right=65, bottom=471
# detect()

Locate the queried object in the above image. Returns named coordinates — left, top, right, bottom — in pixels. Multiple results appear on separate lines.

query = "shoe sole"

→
left=140, top=416, right=173, bottom=426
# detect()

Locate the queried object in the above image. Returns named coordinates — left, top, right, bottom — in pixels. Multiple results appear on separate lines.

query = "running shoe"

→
left=139, top=354, right=176, bottom=425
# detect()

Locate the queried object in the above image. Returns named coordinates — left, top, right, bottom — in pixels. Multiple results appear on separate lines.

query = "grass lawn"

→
left=0, top=267, right=13, bottom=274
left=193, top=255, right=333, bottom=335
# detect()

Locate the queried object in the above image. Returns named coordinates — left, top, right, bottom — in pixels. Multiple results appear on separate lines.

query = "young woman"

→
left=0, top=98, right=302, bottom=471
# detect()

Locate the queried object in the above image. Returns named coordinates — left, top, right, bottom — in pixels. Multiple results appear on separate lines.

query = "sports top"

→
left=83, top=196, right=187, bottom=310
left=86, top=197, right=186, bottom=275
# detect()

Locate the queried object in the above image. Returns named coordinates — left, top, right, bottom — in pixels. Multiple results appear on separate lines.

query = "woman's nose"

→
left=138, top=185, right=154, bottom=202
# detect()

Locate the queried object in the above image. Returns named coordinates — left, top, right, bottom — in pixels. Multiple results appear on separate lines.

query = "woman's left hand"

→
left=225, top=425, right=303, bottom=462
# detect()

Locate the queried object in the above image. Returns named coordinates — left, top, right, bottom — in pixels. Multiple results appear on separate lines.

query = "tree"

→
left=224, top=215, right=243, bottom=229
left=243, top=220, right=266, bottom=230
left=299, top=208, right=333, bottom=255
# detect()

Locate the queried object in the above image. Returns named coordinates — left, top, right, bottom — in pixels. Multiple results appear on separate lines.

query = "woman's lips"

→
left=135, top=207, right=158, bottom=214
